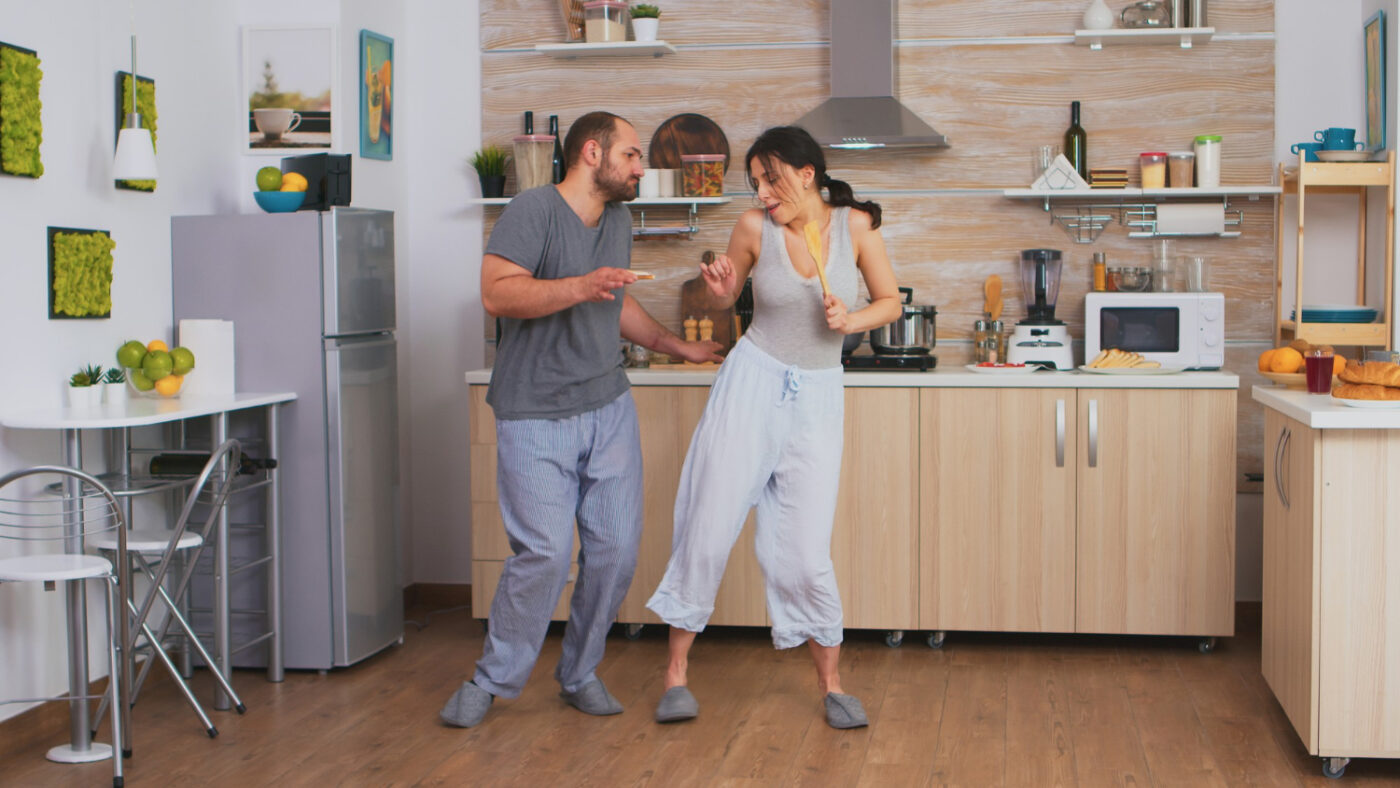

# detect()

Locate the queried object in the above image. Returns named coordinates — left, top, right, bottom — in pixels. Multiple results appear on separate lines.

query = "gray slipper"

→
left=440, top=681, right=493, bottom=728
left=824, top=692, right=868, bottom=729
left=559, top=678, right=624, bottom=716
left=654, top=686, right=699, bottom=723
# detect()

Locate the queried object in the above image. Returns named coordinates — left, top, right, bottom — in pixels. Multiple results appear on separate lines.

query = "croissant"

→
left=1332, top=381, right=1400, bottom=401
left=1338, top=360, right=1400, bottom=387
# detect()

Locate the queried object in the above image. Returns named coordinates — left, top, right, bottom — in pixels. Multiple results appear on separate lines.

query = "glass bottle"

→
left=523, top=110, right=534, bottom=135
left=548, top=115, right=565, bottom=183
left=1092, top=252, right=1107, bottom=292
left=1064, top=101, right=1087, bottom=181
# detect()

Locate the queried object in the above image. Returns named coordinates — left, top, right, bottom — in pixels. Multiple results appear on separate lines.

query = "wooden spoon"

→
left=984, top=275, right=1002, bottom=317
left=803, top=221, right=831, bottom=298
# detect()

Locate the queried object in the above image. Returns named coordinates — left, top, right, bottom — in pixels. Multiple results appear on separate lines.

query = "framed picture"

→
left=1365, top=10, right=1386, bottom=152
left=0, top=41, right=43, bottom=178
left=114, top=71, right=156, bottom=191
left=242, top=26, right=334, bottom=153
left=359, top=30, right=393, bottom=160
left=48, top=227, right=115, bottom=320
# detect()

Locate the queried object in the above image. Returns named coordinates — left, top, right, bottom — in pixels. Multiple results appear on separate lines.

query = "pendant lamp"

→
left=113, top=35, right=157, bottom=181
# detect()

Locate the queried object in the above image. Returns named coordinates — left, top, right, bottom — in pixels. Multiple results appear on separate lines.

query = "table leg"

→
left=211, top=413, right=231, bottom=711
left=266, top=404, right=284, bottom=682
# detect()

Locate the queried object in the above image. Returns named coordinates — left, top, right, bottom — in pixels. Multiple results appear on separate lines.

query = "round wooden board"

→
left=649, top=113, right=731, bottom=172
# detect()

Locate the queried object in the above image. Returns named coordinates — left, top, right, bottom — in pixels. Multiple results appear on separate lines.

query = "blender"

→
left=1007, top=249, right=1075, bottom=370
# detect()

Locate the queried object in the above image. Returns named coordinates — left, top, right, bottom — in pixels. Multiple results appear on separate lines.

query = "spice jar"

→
left=1104, top=266, right=1120, bottom=292
left=681, top=154, right=725, bottom=196
left=973, top=319, right=991, bottom=363
left=1139, top=152, right=1167, bottom=189
left=1092, top=252, right=1107, bottom=292
left=1194, top=134, right=1222, bottom=187
left=1167, top=151, right=1195, bottom=187
left=583, top=0, right=628, bottom=42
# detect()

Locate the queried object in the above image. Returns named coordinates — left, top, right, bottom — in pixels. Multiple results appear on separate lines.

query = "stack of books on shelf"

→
left=1089, top=168, right=1128, bottom=188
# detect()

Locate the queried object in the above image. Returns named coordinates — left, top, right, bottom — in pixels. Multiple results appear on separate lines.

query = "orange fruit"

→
left=1332, top=355, right=1346, bottom=377
left=1257, top=349, right=1276, bottom=372
left=147, top=339, right=169, bottom=352
left=154, top=373, right=183, bottom=397
left=1270, top=346, right=1304, bottom=374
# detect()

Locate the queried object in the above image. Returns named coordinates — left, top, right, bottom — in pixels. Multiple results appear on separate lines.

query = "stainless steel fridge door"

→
left=323, top=208, right=396, bottom=337
left=324, top=334, right=403, bottom=665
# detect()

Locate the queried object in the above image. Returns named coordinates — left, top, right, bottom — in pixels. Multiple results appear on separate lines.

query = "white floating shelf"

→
left=1074, top=27, right=1214, bottom=49
left=534, top=41, right=676, bottom=58
left=1003, top=185, right=1279, bottom=199
left=470, top=196, right=730, bottom=206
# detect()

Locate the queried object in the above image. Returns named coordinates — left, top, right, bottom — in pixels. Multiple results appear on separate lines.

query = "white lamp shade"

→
left=113, top=127, right=158, bottom=181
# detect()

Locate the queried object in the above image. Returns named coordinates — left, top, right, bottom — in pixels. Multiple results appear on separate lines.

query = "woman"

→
left=645, top=126, right=901, bottom=729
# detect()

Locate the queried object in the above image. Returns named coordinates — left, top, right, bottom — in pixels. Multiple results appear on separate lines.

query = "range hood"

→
left=793, top=1, right=949, bottom=150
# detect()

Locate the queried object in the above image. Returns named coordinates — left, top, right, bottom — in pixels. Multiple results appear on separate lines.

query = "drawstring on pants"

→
left=778, top=366, right=803, bottom=406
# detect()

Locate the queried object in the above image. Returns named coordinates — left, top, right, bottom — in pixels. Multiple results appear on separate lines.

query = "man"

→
left=440, top=112, right=721, bottom=728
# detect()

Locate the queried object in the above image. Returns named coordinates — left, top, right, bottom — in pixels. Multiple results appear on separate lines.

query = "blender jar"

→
left=513, top=134, right=556, bottom=192
left=1019, top=249, right=1064, bottom=323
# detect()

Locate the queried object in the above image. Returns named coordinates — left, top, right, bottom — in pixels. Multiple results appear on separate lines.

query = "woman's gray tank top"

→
left=742, top=206, right=858, bottom=369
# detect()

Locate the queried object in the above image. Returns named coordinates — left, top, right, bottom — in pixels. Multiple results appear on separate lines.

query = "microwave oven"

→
left=1084, top=292, right=1225, bottom=369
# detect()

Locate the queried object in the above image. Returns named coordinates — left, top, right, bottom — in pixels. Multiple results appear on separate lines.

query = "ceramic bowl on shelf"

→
left=253, top=190, right=305, bottom=213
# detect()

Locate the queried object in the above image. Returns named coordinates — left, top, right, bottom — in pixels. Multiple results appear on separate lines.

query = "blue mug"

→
left=1314, top=127, right=1365, bottom=151
left=1291, top=141, right=1323, bottom=162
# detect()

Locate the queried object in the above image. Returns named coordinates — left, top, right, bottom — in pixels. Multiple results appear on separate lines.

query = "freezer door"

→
left=324, top=334, right=403, bottom=665
left=323, top=208, right=396, bottom=337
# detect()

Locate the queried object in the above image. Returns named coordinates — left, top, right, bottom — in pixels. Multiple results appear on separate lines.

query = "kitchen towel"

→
left=1156, top=202, right=1225, bottom=235
left=178, top=319, right=235, bottom=399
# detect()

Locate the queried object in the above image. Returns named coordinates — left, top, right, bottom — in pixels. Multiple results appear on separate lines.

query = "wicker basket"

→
left=559, top=0, right=585, bottom=41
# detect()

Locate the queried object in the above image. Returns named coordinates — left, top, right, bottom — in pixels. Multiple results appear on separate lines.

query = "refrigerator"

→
left=172, top=207, right=402, bottom=670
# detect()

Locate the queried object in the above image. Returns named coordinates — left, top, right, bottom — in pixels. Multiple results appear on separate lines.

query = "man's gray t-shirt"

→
left=485, top=185, right=633, bottom=420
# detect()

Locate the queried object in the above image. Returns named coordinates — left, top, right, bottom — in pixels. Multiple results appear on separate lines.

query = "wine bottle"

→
left=149, top=453, right=278, bottom=477
left=1064, top=101, right=1087, bottom=181
left=523, top=110, right=534, bottom=135
left=548, top=115, right=565, bottom=183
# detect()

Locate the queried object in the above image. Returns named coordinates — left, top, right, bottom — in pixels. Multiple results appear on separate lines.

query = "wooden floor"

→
left=4, top=605, right=1399, bottom=787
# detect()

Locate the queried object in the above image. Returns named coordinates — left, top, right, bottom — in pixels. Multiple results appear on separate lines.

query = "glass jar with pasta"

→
left=680, top=154, right=725, bottom=197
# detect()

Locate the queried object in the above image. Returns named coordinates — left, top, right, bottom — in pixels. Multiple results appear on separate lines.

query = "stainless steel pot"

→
left=870, top=287, right=937, bottom=355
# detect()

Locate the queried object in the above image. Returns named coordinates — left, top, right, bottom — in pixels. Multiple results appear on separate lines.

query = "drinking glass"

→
left=1304, top=349, right=1334, bottom=394
left=1183, top=256, right=1209, bottom=292
left=1032, top=145, right=1059, bottom=181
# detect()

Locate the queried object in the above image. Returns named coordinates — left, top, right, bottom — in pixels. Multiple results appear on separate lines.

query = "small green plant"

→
left=103, top=367, right=126, bottom=384
left=630, top=3, right=660, bottom=18
left=70, top=364, right=103, bottom=387
left=470, top=145, right=510, bottom=177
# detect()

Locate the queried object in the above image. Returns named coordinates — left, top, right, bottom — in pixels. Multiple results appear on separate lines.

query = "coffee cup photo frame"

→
left=1366, top=10, right=1386, bottom=152
left=242, top=26, right=336, bottom=153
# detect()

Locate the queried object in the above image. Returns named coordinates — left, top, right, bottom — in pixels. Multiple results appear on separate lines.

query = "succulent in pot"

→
left=629, top=3, right=661, bottom=41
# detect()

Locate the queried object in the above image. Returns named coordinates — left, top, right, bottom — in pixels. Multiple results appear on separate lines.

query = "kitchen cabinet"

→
left=1075, top=389, right=1235, bottom=638
left=919, top=388, right=1077, bottom=634
left=1260, top=407, right=1400, bottom=779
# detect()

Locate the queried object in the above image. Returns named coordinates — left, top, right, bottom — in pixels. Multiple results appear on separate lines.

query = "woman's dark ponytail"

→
left=745, top=126, right=882, bottom=229
left=823, top=175, right=882, bottom=229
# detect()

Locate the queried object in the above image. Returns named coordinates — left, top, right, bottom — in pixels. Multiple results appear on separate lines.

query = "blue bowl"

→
left=253, top=190, right=306, bottom=213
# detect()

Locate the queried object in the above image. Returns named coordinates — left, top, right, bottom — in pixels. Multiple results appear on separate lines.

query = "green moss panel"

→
left=51, top=230, right=115, bottom=318
left=0, top=43, right=43, bottom=178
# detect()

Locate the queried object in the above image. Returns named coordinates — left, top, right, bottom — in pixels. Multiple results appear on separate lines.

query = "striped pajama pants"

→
left=647, top=337, right=847, bottom=649
left=473, top=391, right=643, bottom=698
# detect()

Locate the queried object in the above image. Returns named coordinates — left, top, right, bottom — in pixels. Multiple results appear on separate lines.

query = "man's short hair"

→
left=563, top=111, right=624, bottom=170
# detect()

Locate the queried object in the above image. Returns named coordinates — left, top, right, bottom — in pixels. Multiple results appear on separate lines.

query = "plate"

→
left=965, top=363, right=1037, bottom=374
left=1315, top=150, right=1374, bottom=162
left=1078, top=365, right=1185, bottom=375
left=1330, top=395, right=1400, bottom=408
left=1259, top=370, right=1306, bottom=389
left=1290, top=304, right=1378, bottom=323
left=648, top=114, right=731, bottom=172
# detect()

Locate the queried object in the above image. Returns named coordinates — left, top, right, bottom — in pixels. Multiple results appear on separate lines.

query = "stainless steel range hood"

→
left=793, top=1, right=949, bottom=150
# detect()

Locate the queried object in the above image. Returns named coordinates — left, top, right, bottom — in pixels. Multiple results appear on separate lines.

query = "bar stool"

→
left=0, top=465, right=126, bottom=788
left=90, top=439, right=247, bottom=748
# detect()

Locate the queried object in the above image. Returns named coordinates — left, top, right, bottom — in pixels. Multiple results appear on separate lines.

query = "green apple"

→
left=141, top=349, right=173, bottom=381
left=128, top=369, right=155, bottom=391
left=116, top=340, right=146, bottom=369
left=170, top=346, right=196, bottom=376
left=256, top=166, right=283, bottom=191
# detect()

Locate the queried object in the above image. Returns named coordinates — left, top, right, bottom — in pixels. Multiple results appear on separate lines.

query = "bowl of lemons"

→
left=116, top=339, right=195, bottom=398
left=253, top=166, right=308, bottom=213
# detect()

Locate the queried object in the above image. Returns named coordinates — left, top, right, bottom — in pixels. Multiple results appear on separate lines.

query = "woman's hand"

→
left=824, top=294, right=851, bottom=333
left=699, top=253, right=738, bottom=299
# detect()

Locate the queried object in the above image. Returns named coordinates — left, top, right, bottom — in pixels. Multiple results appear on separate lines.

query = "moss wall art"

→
left=0, top=41, right=43, bottom=178
left=115, top=71, right=156, bottom=191
left=48, top=227, right=115, bottom=319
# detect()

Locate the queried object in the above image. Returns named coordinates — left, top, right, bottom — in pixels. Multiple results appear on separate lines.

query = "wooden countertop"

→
left=466, top=368, right=1239, bottom=390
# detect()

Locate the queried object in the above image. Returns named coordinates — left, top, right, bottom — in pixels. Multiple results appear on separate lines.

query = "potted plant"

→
left=67, top=364, right=103, bottom=409
left=102, top=366, right=129, bottom=407
left=630, top=4, right=660, bottom=41
left=471, top=145, right=511, bottom=198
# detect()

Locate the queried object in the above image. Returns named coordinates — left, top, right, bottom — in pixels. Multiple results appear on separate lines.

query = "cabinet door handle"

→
left=1279, top=427, right=1291, bottom=510
left=1272, top=427, right=1286, bottom=507
left=1087, top=398, right=1099, bottom=468
left=1055, top=398, right=1066, bottom=468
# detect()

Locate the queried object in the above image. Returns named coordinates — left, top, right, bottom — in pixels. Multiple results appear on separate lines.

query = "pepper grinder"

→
left=683, top=317, right=698, bottom=343
left=698, top=317, right=713, bottom=343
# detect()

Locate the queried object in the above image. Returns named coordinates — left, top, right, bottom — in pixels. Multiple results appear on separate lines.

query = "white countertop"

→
left=0, top=392, right=297, bottom=430
left=1252, top=385, right=1400, bottom=429
left=465, top=367, right=1239, bottom=389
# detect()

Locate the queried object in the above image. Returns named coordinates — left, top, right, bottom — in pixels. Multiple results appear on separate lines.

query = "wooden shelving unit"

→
left=1274, top=152, right=1395, bottom=349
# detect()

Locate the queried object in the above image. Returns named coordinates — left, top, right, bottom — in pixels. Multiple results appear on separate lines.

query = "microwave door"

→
left=1101, top=307, right=1180, bottom=353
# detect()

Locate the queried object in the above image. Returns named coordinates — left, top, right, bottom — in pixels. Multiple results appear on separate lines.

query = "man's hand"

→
left=577, top=267, right=642, bottom=303
left=671, top=340, right=724, bottom=364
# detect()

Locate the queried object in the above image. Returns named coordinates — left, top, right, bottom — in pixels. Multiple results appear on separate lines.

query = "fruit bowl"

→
left=253, top=190, right=305, bottom=213
left=128, top=374, right=185, bottom=399
left=1260, top=370, right=1306, bottom=389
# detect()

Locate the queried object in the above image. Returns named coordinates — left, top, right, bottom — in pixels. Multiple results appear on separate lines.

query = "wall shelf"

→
left=470, top=196, right=730, bottom=238
left=1004, top=186, right=1277, bottom=244
left=469, top=196, right=729, bottom=207
left=1074, top=27, right=1214, bottom=50
left=534, top=41, right=676, bottom=58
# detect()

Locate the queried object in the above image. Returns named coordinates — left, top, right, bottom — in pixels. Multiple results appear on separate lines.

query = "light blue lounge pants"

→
left=473, top=391, right=643, bottom=698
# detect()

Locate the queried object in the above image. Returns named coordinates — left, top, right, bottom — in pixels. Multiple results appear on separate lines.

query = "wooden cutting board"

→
left=680, top=273, right=735, bottom=351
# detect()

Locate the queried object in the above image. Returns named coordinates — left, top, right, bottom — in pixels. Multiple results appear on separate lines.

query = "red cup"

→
left=1304, top=351, right=1334, bottom=394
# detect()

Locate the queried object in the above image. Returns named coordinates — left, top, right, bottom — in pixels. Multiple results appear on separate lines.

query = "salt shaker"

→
left=683, top=317, right=698, bottom=343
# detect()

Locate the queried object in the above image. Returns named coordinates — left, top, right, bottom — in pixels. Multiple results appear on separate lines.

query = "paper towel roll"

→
left=1156, top=203, right=1225, bottom=235
left=178, top=319, right=235, bottom=400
